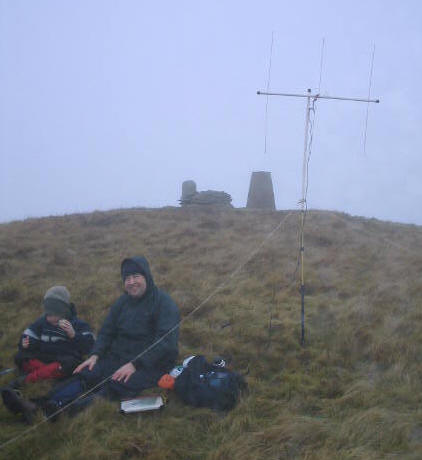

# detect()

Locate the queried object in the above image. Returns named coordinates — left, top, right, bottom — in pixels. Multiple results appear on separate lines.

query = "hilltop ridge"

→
left=1, top=207, right=422, bottom=459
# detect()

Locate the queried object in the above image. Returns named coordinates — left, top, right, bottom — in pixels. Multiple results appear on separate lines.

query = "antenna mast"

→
left=257, top=88, right=380, bottom=345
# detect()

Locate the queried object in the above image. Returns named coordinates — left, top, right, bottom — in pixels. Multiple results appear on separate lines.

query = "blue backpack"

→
left=174, top=355, right=247, bottom=411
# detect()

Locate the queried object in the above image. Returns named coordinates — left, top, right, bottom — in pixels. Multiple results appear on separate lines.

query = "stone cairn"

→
left=180, top=180, right=233, bottom=207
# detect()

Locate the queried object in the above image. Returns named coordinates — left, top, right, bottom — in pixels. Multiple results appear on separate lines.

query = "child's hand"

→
left=22, top=336, right=29, bottom=349
left=58, top=319, right=75, bottom=339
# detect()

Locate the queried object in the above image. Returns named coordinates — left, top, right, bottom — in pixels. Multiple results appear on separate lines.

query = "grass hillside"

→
left=0, top=206, right=422, bottom=459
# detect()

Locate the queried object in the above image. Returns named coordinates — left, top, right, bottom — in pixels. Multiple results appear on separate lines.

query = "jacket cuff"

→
left=132, top=358, right=146, bottom=371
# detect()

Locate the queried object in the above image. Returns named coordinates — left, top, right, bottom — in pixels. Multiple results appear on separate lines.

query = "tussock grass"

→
left=1, top=207, right=422, bottom=458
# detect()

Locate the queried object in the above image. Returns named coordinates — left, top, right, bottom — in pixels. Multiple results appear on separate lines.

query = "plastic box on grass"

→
left=120, top=395, right=164, bottom=414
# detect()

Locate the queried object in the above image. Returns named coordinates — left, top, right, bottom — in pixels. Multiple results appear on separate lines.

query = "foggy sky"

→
left=1, top=1, right=421, bottom=224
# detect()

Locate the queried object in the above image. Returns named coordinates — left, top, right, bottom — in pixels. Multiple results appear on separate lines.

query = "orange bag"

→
left=158, top=374, right=175, bottom=390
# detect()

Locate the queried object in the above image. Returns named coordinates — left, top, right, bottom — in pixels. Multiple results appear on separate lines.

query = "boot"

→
left=41, top=400, right=62, bottom=422
left=1, top=387, right=22, bottom=414
left=9, top=374, right=27, bottom=390
left=1, top=387, right=38, bottom=424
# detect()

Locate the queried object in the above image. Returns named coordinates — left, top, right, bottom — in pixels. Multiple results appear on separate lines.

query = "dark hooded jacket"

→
left=15, top=304, right=95, bottom=374
left=90, top=256, right=180, bottom=373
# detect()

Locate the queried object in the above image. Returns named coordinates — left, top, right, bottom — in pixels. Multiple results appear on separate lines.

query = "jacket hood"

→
left=121, top=256, right=155, bottom=297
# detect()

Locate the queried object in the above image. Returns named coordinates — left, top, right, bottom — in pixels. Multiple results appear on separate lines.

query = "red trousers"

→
left=22, top=359, right=65, bottom=383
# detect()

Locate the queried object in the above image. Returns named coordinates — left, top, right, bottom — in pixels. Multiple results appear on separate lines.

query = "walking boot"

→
left=41, top=400, right=62, bottom=422
left=1, top=387, right=38, bottom=424
left=9, top=374, right=27, bottom=390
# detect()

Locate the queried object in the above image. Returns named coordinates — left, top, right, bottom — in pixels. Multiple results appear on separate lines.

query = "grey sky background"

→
left=1, top=1, right=421, bottom=224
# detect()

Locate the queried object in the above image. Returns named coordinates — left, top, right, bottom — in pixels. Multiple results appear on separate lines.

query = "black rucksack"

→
left=174, top=355, right=247, bottom=411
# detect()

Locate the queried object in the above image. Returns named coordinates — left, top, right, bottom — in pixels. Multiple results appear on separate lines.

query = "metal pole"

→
left=301, top=90, right=311, bottom=212
left=299, top=89, right=311, bottom=346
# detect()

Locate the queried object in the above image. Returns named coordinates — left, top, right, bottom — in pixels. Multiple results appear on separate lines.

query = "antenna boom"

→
left=257, top=90, right=379, bottom=104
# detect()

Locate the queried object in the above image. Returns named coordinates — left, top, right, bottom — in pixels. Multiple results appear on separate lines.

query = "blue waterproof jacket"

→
left=90, top=256, right=180, bottom=373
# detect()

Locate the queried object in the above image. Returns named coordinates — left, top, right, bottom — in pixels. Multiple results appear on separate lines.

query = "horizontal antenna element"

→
left=257, top=90, right=380, bottom=104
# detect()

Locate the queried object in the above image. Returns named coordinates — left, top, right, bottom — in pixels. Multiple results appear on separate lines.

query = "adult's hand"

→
left=111, top=362, right=136, bottom=383
left=73, top=354, right=98, bottom=374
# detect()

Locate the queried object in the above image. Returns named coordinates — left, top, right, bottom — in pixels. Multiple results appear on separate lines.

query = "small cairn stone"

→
left=180, top=180, right=233, bottom=207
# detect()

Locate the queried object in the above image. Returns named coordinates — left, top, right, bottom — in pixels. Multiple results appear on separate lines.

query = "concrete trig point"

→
left=246, top=171, right=276, bottom=210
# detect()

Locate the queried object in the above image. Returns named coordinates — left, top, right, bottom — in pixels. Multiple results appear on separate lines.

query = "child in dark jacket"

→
left=14, top=286, right=95, bottom=385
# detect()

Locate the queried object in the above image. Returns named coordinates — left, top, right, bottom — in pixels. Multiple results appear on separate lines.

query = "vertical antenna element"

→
left=363, top=44, right=376, bottom=155
left=263, top=32, right=275, bottom=155
left=318, top=38, right=325, bottom=93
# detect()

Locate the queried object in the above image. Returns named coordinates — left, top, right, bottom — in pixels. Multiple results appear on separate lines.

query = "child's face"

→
left=46, top=315, right=61, bottom=326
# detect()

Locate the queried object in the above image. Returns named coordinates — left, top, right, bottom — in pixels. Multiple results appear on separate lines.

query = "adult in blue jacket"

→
left=73, top=255, right=180, bottom=397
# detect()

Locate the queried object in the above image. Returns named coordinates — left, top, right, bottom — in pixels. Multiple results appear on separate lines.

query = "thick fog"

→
left=1, top=1, right=421, bottom=224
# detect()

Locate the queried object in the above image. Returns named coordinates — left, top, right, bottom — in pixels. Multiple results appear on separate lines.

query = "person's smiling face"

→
left=124, top=273, right=147, bottom=298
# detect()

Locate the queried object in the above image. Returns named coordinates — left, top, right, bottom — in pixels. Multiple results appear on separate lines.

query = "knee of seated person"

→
left=108, top=380, right=137, bottom=400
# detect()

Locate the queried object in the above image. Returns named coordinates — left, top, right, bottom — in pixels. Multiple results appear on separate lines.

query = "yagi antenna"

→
left=257, top=64, right=380, bottom=346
